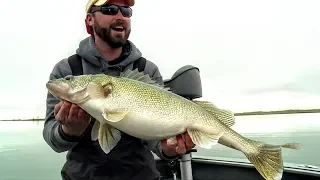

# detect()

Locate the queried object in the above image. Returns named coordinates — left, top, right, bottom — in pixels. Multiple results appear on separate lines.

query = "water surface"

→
left=0, top=113, right=319, bottom=179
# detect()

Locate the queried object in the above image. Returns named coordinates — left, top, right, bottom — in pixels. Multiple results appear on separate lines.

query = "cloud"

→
left=0, top=0, right=320, bottom=119
left=243, top=67, right=320, bottom=96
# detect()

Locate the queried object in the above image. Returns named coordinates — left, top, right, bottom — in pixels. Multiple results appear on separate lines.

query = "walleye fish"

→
left=46, top=69, right=300, bottom=180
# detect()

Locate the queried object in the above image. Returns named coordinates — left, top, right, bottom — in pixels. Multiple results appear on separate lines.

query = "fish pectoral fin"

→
left=98, top=123, right=121, bottom=154
left=91, top=119, right=100, bottom=141
left=102, top=110, right=128, bottom=122
left=193, top=100, right=235, bottom=127
left=87, top=82, right=112, bottom=99
left=187, top=129, right=223, bottom=149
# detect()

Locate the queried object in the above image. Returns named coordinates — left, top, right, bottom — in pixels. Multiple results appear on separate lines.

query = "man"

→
left=43, top=0, right=195, bottom=179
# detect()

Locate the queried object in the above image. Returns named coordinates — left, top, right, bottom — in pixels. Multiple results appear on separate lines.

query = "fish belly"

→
left=79, top=98, right=189, bottom=140
left=111, top=112, right=189, bottom=140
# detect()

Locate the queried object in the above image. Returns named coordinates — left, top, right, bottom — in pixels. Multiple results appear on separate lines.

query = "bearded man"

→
left=43, top=0, right=195, bottom=179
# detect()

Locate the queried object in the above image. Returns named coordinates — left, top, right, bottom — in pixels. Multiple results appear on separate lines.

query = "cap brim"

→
left=94, top=0, right=108, bottom=6
left=95, top=0, right=135, bottom=6
left=87, top=0, right=135, bottom=13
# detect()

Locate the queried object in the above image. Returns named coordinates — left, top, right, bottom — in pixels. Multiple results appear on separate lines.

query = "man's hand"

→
left=54, top=100, right=91, bottom=137
left=161, top=132, right=195, bottom=157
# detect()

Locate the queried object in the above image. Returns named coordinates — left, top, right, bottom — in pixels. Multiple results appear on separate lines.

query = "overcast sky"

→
left=0, top=0, right=319, bottom=120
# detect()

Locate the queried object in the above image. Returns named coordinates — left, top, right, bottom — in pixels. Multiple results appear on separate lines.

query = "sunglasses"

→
left=90, top=4, right=132, bottom=18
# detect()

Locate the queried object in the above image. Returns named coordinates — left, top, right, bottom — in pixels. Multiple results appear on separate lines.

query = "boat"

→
left=154, top=65, right=320, bottom=180
left=154, top=154, right=320, bottom=180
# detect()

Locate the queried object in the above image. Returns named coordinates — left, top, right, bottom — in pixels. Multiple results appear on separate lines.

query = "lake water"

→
left=1, top=113, right=320, bottom=179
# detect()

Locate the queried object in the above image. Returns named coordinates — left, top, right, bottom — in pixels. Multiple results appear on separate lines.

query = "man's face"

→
left=87, top=0, right=132, bottom=48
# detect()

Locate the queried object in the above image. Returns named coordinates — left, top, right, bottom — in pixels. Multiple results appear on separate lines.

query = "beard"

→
left=93, top=19, right=131, bottom=48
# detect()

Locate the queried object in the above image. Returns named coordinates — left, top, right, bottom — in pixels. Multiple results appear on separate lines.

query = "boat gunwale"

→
left=189, top=155, right=320, bottom=177
left=154, top=154, right=320, bottom=177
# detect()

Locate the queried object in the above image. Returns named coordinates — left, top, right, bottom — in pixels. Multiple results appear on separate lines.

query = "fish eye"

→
left=64, top=75, right=74, bottom=80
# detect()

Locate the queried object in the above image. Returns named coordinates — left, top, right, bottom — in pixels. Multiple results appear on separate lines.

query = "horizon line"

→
left=1, top=108, right=320, bottom=121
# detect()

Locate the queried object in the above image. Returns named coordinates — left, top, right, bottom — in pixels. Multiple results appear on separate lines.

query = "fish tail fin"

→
left=281, top=143, right=301, bottom=150
left=244, top=140, right=300, bottom=180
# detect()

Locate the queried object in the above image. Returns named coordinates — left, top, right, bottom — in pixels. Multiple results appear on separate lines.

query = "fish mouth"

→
left=46, top=81, right=70, bottom=99
left=46, top=81, right=70, bottom=97
left=46, top=81, right=89, bottom=104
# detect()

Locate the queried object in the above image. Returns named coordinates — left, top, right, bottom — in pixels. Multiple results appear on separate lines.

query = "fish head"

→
left=46, top=74, right=112, bottom=104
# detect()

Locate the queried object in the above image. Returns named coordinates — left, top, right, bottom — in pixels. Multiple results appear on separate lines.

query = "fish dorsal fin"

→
left=120, top=68, right=171, bottom=91
left=193, top=100, right=235, bottom=127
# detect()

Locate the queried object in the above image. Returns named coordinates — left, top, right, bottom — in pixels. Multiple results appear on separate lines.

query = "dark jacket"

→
left=43, top=36, right=177, bottom=180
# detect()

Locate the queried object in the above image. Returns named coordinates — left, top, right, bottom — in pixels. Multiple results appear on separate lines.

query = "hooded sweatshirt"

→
left=43, top=36, right=178, bottom=180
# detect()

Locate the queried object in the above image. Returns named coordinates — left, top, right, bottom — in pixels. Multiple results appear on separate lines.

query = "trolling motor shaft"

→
left=163, top=65, right=202, bottom=180
left=178, top=97, right=198, bottom=180
left=179, top=149, right=197, bottom=180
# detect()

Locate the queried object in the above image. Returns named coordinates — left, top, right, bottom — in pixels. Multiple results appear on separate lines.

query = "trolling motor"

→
left=163, top=65, right=203, bottom=180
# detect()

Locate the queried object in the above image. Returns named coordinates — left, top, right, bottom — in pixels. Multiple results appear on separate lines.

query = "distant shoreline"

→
left=234, top=109, right=320, bottom=116
left=1, top=109, right=320, bottom=121
left=0, top=118, right=44, bottom=121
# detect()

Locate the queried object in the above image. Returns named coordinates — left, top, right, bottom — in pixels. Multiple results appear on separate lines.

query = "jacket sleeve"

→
left=42, top=59, right=81, bottom=153
left=142, top=61, right=181, bottom=160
